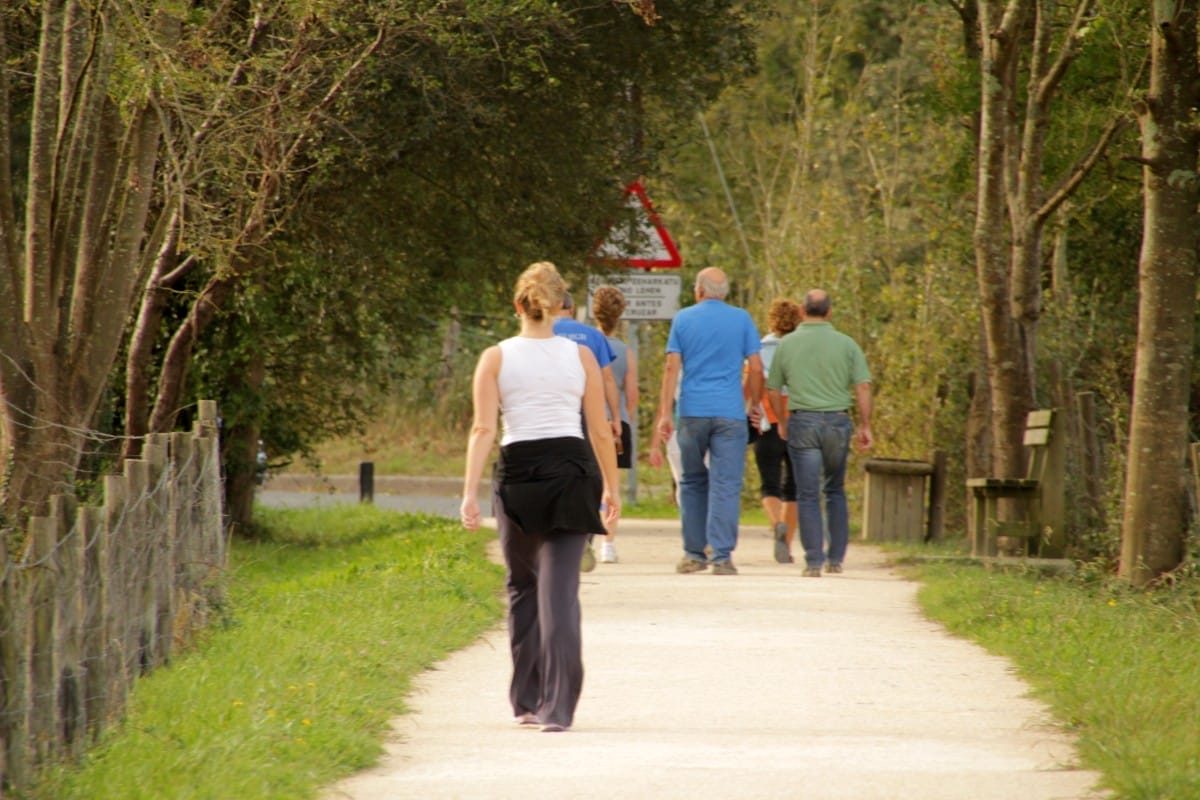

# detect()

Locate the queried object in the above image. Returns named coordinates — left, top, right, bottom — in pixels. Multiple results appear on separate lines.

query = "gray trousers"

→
left=494, top=486, right=587, bottom=728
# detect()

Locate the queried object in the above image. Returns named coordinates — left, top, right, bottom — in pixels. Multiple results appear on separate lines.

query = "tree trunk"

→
left=124, top=216, right=194, bottom=461
left=148, top=270, right=243, bottom=434
left=1, top=4, right=169, bottom=522
left=1120, top=2, right=1199, bottom=585
left=223, top=420, right=262, bottom=539
left=222, top=353, right=267, bottom=536
left=965, top=330, right=992, bottom=480
left=974, top=0, right=1103, bottom=478
left=974, top=0, right=1030, bottom=478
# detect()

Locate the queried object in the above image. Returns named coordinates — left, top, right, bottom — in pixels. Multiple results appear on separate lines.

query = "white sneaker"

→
left=599, top=541, right=618, bottom=563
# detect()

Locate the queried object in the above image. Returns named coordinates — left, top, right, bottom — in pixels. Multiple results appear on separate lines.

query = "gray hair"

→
left=695, top=270, right=729, bottom=299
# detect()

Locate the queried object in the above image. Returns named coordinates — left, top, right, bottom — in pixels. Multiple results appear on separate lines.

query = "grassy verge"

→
left=909, top=555, right=1200, bottom=800
left=30, top=505, right=504, bottom=800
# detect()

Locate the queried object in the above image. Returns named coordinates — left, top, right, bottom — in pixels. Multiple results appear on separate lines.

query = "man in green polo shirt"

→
left=766, top=289, right=873, bottom=577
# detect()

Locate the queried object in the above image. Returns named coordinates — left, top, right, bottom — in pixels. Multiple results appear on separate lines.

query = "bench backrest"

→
left=1027, top=408, right=1067, bottom=555
left=1023, top=409, right=1055, bottom=483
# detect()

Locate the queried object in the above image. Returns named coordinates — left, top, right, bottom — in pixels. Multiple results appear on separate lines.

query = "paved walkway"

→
left=319, top=518, right=1105, bottom=800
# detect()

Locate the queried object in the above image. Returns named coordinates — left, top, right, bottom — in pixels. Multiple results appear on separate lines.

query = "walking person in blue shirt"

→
left=654, top=268, right=763, bottom=575
left=591, top=285, right=638, bottom=564
left=554, top=291, right=622, bottom=571
left=554, top=292, right=623, bottom=443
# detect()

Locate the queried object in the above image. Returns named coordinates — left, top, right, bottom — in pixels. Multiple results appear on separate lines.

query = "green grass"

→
left=29, top=505, right=504, bottom=800
left=31, top=489, right=1199, bottom=799
left=910, top=556, right=1200, bottom=800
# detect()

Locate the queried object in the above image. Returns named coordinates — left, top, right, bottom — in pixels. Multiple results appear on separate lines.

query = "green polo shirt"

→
left=766, top=321, right=870, bottom=412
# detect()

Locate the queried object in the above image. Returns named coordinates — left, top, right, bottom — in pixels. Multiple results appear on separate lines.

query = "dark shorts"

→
left=617, top=421, right=632, bottom=469
left=754, top=425, right=796, bottom=501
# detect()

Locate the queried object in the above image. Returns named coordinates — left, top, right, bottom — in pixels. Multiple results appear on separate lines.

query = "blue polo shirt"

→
left=666, top=299, right=760, bottom=418
left=553, top=318, right=615, bottom=367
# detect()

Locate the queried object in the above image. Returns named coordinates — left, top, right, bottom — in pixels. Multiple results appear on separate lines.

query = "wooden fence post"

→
left=28, top=515, right=58, bottom=765
left=102, top=474, right=129, bottom=723
left=1, top=536, right=32, bottom=789
left=51, top=495, right=86, bottom=760
left=145, top=437, right=174, bottom=669
left=79, top=505, right=110, bottom=742
left=195, top=405, right=226, bottom=604
left=121, top=458, right=150, bottom=679
left=927, top=450, right=947, bottom=543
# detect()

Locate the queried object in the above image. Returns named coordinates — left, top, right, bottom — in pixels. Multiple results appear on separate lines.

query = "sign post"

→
left=586, top=272, right=681, bottom=322
left=593, top=181, right=682, bottom=269
left=590, top=181, right=681, bottom=508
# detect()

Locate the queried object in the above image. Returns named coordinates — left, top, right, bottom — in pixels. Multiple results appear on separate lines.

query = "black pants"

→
left=494, top=484, right=587, bottom=728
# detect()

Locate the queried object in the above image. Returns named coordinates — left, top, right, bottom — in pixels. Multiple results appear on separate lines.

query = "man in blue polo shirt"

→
left=654, top=268, right=762, bottom=575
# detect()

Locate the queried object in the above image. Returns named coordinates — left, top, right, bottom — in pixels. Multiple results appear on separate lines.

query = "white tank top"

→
left=498, top=336, right=586, bottom=445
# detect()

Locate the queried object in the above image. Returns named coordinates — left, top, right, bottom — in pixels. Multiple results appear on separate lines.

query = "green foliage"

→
left=915, top=561, right=1200, bottom=799
left=172, top=0, right=763, bottom=480
left=658, top=0, right=983, bottom=526
left=29, top=506, right=504, bottom=800
left=651, top=0, right=1153, bottom=542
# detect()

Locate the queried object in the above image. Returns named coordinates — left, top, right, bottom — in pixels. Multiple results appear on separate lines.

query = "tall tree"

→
left=1, top=1, right=760, bottom=534
left=0, top=3, right=174, bottom=525
left=1119, top=0, right=1198, bottom=585
left=973, top=0, right=1130, bottom=484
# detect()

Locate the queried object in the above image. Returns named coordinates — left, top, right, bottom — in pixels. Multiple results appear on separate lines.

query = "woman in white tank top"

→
left=460, top=261, right=620, bottom=733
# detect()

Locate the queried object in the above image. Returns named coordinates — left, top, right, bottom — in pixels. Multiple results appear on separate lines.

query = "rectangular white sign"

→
left=587, top=273, right=682, bottom=322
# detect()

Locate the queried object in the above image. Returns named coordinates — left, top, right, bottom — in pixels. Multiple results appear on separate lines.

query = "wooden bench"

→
left=967, top=409, right=1065, bottom=557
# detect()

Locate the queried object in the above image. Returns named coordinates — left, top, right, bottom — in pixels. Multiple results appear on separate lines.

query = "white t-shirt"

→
left=498, top=336, right=586, bottom=445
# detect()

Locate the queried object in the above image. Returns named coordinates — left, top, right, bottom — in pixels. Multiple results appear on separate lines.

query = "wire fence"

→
left=0, top=401, right=225, bottom=792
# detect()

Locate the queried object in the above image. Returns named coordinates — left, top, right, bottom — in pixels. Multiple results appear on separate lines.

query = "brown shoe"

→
left=712, top=560, right=738, bottom=575
left=801, top=567, right=822, bottom=578
left=676, top=557, right=708, bottom=574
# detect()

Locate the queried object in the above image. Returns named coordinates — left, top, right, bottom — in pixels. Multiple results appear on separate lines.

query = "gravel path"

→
left=320, top=517, right=1106, bottom=800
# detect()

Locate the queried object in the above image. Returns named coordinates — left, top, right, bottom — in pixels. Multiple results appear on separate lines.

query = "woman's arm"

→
left=623, top=352, right=639, bottom=425
left=579, top=346, right=621, bottom=525
left=460, top=346, right=501, bottom=531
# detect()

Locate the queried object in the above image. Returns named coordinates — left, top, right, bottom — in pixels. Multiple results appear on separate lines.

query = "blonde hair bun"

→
left=514, top=261, right=567, bottom=322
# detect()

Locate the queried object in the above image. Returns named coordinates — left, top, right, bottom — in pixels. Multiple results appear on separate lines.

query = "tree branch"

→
left=994, top=0, right=1028, bottom=41
left=1035, top=0, right=1093, bottom=107
left=1037, top=112, right=1133, bottom=225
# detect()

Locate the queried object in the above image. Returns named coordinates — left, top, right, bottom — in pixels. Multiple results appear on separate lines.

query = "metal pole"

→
left=627, top=321, right=640, bottom=507
left=359, top=461, right=374, bottom=504
left=699, top=112, right=755, bottom=268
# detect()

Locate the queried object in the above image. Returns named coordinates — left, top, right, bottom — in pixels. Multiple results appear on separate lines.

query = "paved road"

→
left=259, top=473, right=488, bottom=518
left=312, top=515, right=1106, bottom=800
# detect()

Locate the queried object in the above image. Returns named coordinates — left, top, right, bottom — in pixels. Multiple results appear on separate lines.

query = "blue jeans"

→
left=676, top=417, right=747, bottom=563
left=786, top=411, right=853, bottom=569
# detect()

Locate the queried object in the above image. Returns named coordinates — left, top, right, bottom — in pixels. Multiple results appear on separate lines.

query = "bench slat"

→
left=1027, top=409, right=1054, bottom=427
left=1024, top=427, right=1051, bottom=446
left=967, top=478, right=1039, bottom=489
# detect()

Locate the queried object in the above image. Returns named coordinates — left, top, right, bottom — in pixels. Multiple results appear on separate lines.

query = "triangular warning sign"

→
left=593, top=181, right=682, bottom=268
